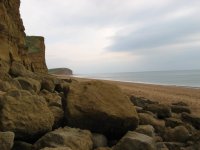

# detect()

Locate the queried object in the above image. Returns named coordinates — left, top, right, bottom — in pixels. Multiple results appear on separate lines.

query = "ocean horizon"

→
left=75, top=69, right=200, bottom=88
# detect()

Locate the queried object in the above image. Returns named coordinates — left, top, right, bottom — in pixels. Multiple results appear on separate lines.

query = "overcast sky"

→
left=20, top=0, right=200, bottom=74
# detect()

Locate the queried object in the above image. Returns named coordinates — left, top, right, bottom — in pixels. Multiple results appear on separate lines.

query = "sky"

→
left=20, top=0, right=200, bottom=74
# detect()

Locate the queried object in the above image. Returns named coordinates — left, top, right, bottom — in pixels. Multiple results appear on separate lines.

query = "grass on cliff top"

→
left=25, top=36, right=43, bottom=53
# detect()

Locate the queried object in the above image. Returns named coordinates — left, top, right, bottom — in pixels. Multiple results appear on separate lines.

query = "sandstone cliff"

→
left=0, top=0, right=48, bottom=73
left=26, top=36, right=48, bottom=73
left=0, top=0, right=26, bottom=63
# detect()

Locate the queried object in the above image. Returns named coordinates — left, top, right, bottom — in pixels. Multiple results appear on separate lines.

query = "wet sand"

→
left=57, top=75, right=200, bottom=116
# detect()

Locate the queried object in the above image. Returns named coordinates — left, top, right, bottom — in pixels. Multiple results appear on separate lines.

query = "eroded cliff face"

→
left=26, top=36, right=48, bottom=73
left=0, top=0, right=48, bottom=73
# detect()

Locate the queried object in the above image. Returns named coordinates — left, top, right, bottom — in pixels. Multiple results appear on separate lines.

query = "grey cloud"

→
left=107, top=16, right=200, bottom=52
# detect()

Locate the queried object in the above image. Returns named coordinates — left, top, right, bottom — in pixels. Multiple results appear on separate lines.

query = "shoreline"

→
left=56, top=75, right=200, bottom=116
left=72, top=75, right=200, bottom=90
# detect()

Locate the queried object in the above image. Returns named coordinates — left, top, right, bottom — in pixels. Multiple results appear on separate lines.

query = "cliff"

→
left=26, top=36, right=48, bottom=73
left=0, top=0, right=26, bottom=63
left=0, top=0, right=47, bottom=73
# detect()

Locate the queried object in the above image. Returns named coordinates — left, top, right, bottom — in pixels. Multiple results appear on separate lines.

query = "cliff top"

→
left=25, top=36, right=45, bottom=53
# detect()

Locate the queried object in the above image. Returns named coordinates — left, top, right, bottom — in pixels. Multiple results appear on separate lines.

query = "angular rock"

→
left=171, top=105, right=191, bottom=114
left=163, top=126, right=190, bottom=142
left=181, top=112, right=200, bottom=129
left=41, top=78, right=55, bottom=92
left=92, top=133, right=108, bottom=149
left=39, top=90, right=62, bottom=107
left=0, top=89, right=54, bottom=141
left=144, top=104, right=172, bottom=119
left=135, top=125, right=155, bottom=137
left=15, top=77, right=41, bottom=93
left=65, top=81, right=139, bottom=139
left=0, top=131, right=15, bottom=150
left=138, top=113, right=165, bottom=134
left=130, top=96, right=158, bottom=108
left=113, top=131, right=156, bottom=150
left=34, top=127, right=93, bottom=150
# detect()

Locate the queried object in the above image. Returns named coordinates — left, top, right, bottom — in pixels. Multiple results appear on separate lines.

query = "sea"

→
left=75, top=70, right=200, bottom=88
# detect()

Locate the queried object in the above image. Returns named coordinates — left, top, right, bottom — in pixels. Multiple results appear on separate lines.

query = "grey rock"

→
left=34, top=127, right=93, bottom=150
left=113, top=131, right=156, bottom=150
left=135, top=125, right=155, bottom=137
left=144, top=104, right=172, bottom=119
left=163, top=126, right=190, bottom=142
left=0, top=131, right=15, bottom=150
left=130, top=96, right=157, bottom=108
left=138, top=113, right=165, bottom=134
left=92, top=133, right=107, bottom=148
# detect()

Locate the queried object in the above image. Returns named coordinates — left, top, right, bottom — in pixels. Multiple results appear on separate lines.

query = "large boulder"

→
left=0, top=89, right=54, bottom=141
left=0, top=131, right=15, bottom=150
left=64, top=81, right=139, bottom=139
left=113, top=131, right=156, bottom=150
left=34, top=127, right=93, bottom=150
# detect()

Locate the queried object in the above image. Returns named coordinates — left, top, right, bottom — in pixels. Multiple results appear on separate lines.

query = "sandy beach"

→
left=57, top=75, right=200, bottom=116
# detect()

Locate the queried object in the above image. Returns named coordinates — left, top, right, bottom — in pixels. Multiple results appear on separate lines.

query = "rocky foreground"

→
left=0, top=0, right=200, bottom=149
left=0, top=63, right=200, bottom=150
